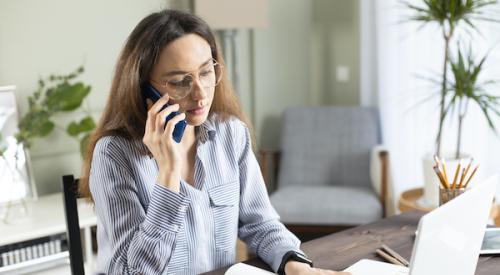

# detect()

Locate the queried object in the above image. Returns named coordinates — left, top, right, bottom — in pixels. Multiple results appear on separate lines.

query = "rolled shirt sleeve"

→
left=90, top=137, right=190, bottom=274
left=235, top=123, right=303, bottom=272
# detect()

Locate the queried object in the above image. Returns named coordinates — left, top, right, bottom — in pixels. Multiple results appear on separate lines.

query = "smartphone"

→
left=480, top=227, right=500, bottom=255
left=141, top=82, right=187, bottom=143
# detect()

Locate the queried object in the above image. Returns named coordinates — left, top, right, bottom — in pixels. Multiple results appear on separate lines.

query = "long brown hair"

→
left=80, top=10, right=252, bottom=198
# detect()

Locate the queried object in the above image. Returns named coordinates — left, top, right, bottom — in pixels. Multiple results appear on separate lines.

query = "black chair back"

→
left=62, top=174, right=85, bottom=275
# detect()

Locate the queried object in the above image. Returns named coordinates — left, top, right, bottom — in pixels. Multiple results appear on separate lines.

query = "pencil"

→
left=433, top=165, right=449, bottom=189
left=451, top=162, right=461, bottom=189
left=441, top=159, right=450, bottom=189
left=463, top=159, right=474, bottom=181
left=376, top=249, right=404, bottom=266
left=462, top=165, right=479, bottom=188
left=458, top=167, right=467, bottom=188
left=381, top=244, right=410, bottom=267
left=434, top=155, right=441, bottom=166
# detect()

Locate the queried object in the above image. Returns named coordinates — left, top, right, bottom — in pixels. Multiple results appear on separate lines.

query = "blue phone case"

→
left=142, top=82, right=187, bottom=143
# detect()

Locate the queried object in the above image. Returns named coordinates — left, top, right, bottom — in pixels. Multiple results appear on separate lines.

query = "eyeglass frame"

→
left=149, top=58, right=223, bottom=100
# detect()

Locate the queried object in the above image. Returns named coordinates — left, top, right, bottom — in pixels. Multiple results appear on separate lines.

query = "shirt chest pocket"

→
left=207, top=181, right=240, bottom=252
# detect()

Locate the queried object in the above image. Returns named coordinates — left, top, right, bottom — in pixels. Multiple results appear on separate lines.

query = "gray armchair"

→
left=261, top=106, right=390, bottom=233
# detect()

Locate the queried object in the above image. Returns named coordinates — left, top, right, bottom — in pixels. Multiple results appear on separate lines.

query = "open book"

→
left=224, top=263, right=276, bottom=275
left=344, top=259, right=409, bottom=275
left=225, top=259, right=409, bottom=275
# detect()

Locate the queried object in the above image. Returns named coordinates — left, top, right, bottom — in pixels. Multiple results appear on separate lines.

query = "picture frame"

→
left=0, top=85, right=38, bottom=207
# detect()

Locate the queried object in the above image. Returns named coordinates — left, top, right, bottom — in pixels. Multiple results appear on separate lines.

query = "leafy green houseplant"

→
left=1, top=68, right=94, bottom=221
left=403, top=0, right=499, bottom=207
left=15, top=66, right=95, bottom=157
left=404, top=0, right=498, bottom=157
left=447, top=46, right=500, bottom=158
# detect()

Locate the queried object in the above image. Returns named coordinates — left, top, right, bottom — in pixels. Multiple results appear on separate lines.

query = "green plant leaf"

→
left=403, top=0, right=499, bottom=34
left=16, top=65, right=92, bottom=150
left=46, top=82, right=91, bottom=111
left=78, top=116, right=96, bottom=132
left=67, top=121, right=80, bottom=137
left=448, top=44, right=500, bottom=143
left=66, top=116, right=96, bottom=137
left=36, top=120, right=55, bottom=137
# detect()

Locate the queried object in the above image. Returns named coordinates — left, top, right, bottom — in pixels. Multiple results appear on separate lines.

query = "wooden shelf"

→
left=0, top=193, right=97, bottom=273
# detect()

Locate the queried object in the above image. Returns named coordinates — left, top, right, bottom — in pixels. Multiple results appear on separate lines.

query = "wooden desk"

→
left=201, top=211, right=500, bottom=275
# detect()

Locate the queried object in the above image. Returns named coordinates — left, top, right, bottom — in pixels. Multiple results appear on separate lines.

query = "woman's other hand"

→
left=143, top=95, right=186, bottom=192
left=285, top=261, right=351, bottom=275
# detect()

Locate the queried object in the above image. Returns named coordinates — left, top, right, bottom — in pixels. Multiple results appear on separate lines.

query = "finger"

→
left=145, top=99, right=155, bottom=134
left=163, top=112, right=186, bottom=138
left=151, top=93, right=171, bottom=113
left=146, top=98, right=153, bottom=110
left=155, top=104, right=180, bottom=132
left=315, top=268, right=348, bottom=275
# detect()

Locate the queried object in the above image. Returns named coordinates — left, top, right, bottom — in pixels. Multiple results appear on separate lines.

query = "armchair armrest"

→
left=259, top=149, right=281, bottom=189
left=370, top=145, right=392, bottom=217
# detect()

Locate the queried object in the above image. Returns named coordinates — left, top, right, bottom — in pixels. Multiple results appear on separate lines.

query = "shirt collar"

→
left=198, top=115, right=216, bottom=143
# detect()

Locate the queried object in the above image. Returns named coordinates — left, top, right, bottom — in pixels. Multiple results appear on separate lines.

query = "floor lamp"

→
left=193, top=0, right=268, bottom=96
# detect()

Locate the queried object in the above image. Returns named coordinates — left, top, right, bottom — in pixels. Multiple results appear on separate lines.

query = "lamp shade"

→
left=194, top=0, right=268, bottom=30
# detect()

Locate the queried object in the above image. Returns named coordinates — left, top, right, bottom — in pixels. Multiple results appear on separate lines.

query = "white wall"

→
left=252, top=0, right=312, bottom=150
left=311, top=0, right=360, bottom=106
left=250, top=0, right=360, bottom=150
left=0, top=0, right=167, bottom=195
left=1, top=0, right=361, bottom=195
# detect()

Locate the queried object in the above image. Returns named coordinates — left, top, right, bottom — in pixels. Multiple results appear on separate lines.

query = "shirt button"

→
left=171, top=225, right=179, bottom=231
left=179, top=205, right=188, bottom=212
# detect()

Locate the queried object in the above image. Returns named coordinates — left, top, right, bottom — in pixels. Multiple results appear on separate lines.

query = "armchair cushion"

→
left=278, top=107, right=381, bottom=190
left=270, top=185, right=383, bottom=225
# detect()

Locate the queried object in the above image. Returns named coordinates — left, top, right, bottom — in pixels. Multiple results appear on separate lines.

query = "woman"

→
left=80, top=9, right=349, bottom=275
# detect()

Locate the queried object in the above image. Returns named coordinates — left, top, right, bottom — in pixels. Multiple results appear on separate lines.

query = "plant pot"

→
left=422, top=153, right=470, bottom=208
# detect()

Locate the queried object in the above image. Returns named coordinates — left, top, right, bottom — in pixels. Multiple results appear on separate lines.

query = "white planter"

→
left=422, top=154, right=470, bottom=208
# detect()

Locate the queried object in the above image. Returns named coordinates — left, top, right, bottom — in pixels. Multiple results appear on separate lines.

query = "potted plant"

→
left=16, top=66, right=95, bottom=156
left=0, top=66, right=94, bottom=221
left=404, top=0, right=498, bottom=206
left=447, top=46, right=500, bottom=159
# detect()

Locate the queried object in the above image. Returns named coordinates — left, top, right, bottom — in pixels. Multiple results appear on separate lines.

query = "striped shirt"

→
left=89, top=116, right=301, bottom=274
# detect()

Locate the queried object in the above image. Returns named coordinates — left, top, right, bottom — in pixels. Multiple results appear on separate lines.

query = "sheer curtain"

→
left=361, top=0, right=500, bottom=210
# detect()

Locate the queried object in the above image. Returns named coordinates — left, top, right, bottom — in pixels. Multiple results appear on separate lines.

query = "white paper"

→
left=344, top=259, right=409, bottom=275
left=224, top=263, right=276, bottom=275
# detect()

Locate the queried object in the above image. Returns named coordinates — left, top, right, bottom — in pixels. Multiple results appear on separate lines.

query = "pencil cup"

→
left=439, top=188, right=466, bottom=206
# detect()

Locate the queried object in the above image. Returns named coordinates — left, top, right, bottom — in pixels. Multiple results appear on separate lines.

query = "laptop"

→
left=345, top=175, right=498, bottom=275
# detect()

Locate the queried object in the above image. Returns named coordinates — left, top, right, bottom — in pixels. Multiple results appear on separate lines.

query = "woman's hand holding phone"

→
left=143, top=94, right=186, bottom=193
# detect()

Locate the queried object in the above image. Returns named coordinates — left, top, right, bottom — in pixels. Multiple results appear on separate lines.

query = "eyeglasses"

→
left=150, top=58, right=223, bottom=100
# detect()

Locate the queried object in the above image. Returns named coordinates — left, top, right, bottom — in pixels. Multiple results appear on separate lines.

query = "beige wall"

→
left=0, top=0, right=360, bottom=195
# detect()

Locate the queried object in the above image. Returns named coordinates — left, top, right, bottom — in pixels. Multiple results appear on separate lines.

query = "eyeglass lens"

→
left=168, top=61, right=222, bottom=99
